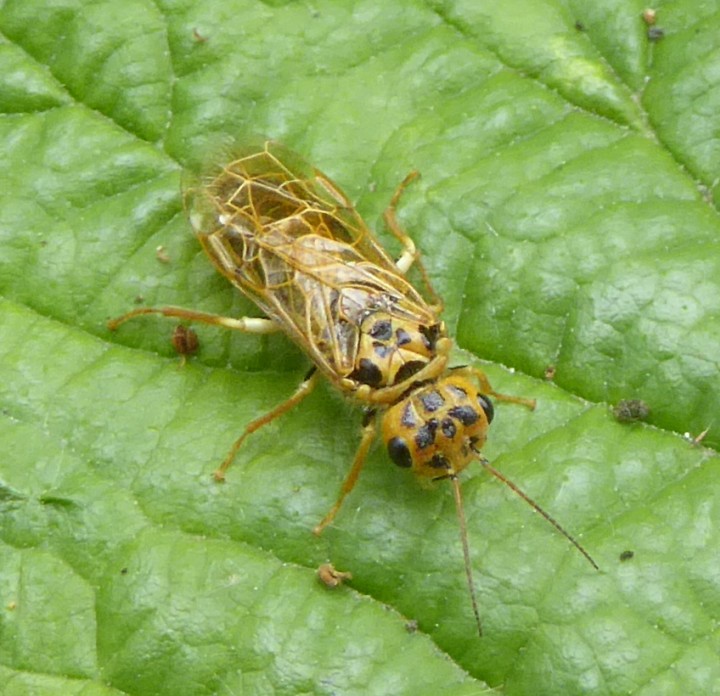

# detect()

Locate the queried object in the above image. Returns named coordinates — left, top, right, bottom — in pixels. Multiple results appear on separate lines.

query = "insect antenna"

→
left=476, top=454, right=599, bottom=570
left=449, top=475, right=483, bottom=637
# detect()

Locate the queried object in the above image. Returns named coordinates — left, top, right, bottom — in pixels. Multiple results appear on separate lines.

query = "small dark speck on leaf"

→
left=613, top=399, right=651, bottom=423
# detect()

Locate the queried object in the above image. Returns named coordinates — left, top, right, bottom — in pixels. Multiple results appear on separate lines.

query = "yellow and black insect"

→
left=109, top=142, right=597, bottom=635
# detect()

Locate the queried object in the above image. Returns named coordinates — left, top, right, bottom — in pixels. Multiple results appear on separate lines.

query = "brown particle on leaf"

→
left=405, top=619, right=419, bottom=633
left=172, top=325, right=199, bottom=364
left=544, top=364, right=556, bottom=381
left=156, top=245, right=171, bottom=263
left=317, top=563, right=352, bottom=589
left=641, top=8, right=657, bottom=25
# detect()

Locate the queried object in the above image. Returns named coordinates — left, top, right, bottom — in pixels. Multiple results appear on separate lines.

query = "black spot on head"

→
left=447, top=384, right=467, bottom=400
left=477, top=395, right=494, bottom=423
left=401, top=402, right=417, bottom=428
left=394, top=360, right=426, bottom=384
left=369, top=319, right=393, bottom=341
left=441, top=417, right=456, bottom=439
left=350, top=358, right=383, bottom=387
left=420, top=390, right=445, bottom=413
left=448, top=405, right=478, bottom=426
left=429, top=454, right=450, bottom=469
left=415, top=419, right=438, bottom=450
left=395, top=328, right=412, bottom=346
left=387, top=437, right=413, bottom=468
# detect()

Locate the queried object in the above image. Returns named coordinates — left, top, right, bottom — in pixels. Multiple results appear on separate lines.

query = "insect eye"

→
left=387, top=437, right=413, bottom=468
left=477, top=394, right=494, bottom=423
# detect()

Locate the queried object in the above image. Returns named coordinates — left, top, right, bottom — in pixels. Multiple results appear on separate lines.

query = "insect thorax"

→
left=347, top=310, right=445, bottom=391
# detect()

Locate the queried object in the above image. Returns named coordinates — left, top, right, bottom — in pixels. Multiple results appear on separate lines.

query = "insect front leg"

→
left=214, top=367, right=320, bottom=481
left=108, top=306, right=280, bottom=334
left=313, top=409, right=377, bottom=535
left=384, top=171, right=443, bottom=312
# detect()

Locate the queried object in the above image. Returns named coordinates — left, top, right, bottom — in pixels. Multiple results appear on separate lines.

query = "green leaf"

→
left=1, top=1, right=719, bottom=694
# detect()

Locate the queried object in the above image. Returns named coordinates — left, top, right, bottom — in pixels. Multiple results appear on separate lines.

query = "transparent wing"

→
left=187, top=143, right=436, bottom=379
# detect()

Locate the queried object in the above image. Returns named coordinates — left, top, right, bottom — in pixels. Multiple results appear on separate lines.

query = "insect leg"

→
left=453, top=366, right=536, bottom=410
left=214, top=368, right=320, bottom=482
left=383, top=171, right=443, bottom=311
left=108, top=307, right=279, bottom=334
left=313, top=410, right=378, bottom=535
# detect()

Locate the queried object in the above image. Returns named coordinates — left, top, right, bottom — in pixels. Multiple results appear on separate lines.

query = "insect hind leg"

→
left=384, top=171, right=443, bottom=311
left=108, top=306, right=280, bottom=334
left=214, top=368, right=319, bottom=482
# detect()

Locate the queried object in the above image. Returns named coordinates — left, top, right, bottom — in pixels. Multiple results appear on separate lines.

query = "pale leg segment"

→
left=384, top=170, right=420, bottom=275
left=107, top=306, right=279, bottom=334
left=384, top=171, right=443, bottom=312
